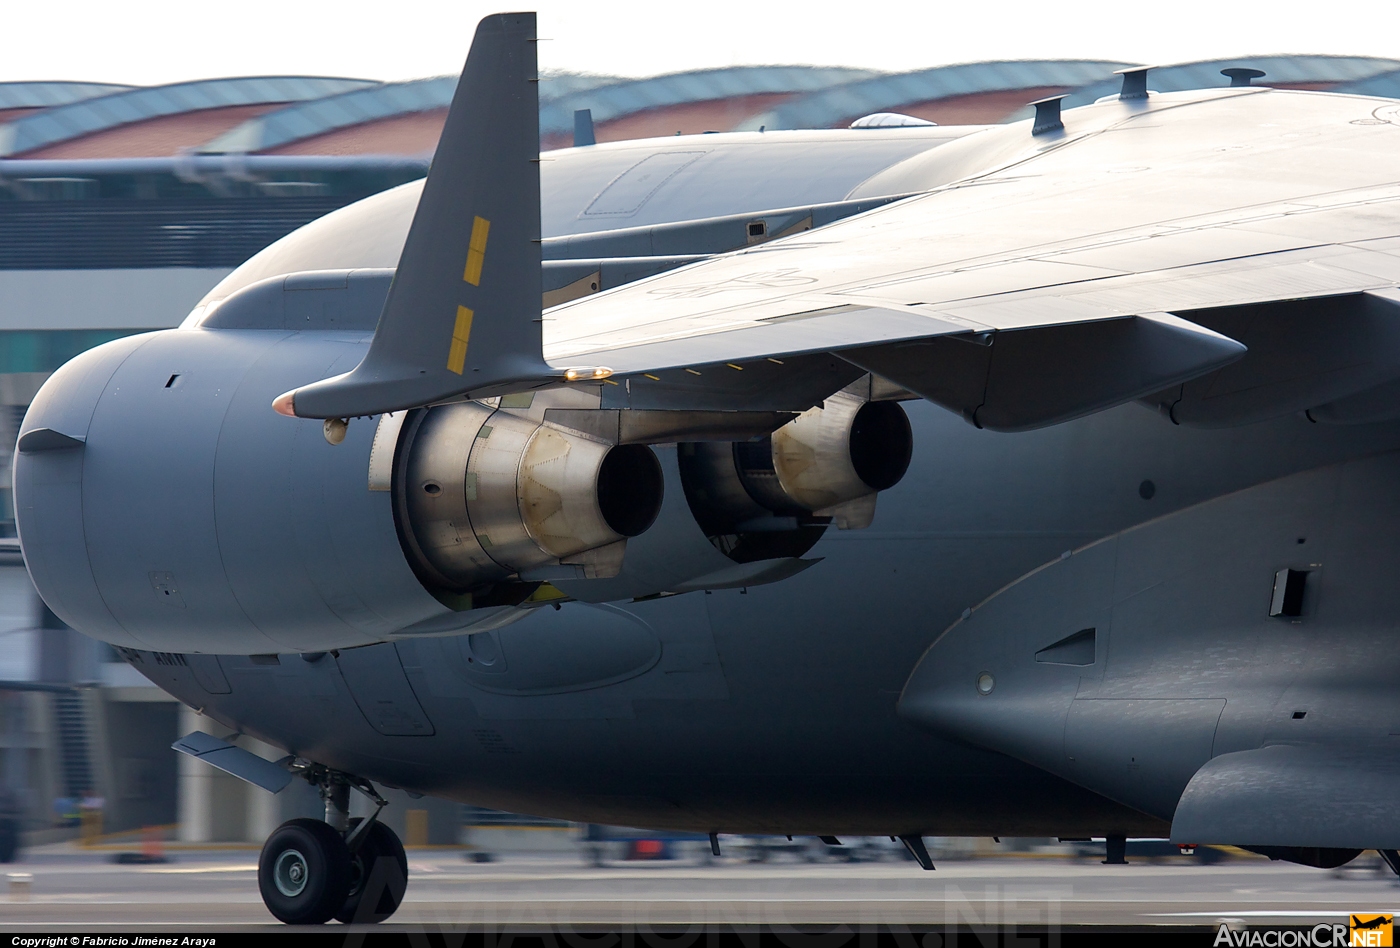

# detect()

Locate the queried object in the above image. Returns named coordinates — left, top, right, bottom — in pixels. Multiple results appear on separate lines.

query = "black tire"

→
left=258, top=818, right=353, bottom=925
left=335, top=819, right=408, bottom=924
left=0, top=819, right=17, bottom=863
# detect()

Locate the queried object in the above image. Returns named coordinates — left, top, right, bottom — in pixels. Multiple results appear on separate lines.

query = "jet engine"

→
left=395, top=403, right=664, bottom=595
left=679, top=391, right=912, bottom=561
left=11, top=324, right=900, bottom=653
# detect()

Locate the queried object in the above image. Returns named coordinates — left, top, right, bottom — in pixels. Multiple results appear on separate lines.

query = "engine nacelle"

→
left=12, top=324, right=903, bottom=653
left=741, top=390, right=912, bottom=517
left=396, top=403, right=664, bottom=594
left=680, top=391, right=912, bottom=558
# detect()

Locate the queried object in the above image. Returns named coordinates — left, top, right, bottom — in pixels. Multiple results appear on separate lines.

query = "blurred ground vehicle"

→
left=579, top=824, right=713, bottom=866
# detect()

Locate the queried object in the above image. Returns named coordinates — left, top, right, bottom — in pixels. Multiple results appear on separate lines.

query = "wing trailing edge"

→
left=278, top=12, right=553, bottom=419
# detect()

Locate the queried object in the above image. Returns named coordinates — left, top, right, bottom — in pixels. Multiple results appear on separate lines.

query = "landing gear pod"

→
left=396, top=403, right=665, bottom=594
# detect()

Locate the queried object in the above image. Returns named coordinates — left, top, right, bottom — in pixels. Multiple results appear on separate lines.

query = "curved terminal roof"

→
left=201, top=77, right=457, bottom=154
left=0, top=76, right=376, bottom=157
left=1335, top=67, right=1400, bottom=99
left=747, top=60, right=1131, bottom=130
left=7, top=56, right=1400, bottom=160
left=539, top=71, right=630, bottom=99
left=0, top=81, right=132, bottom=110
left=200, top=71, right=636, bottom=154
left=537, top=65, right=876, bottom=137
left=200, top=65, right=877, bottom=155
left=1060, top=55, right=1400, bottom=108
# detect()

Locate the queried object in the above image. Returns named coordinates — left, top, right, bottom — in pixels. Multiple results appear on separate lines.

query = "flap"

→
left=844, top=312, right=1245, bottom=431
left=1143, top=292, right=1400, bottom=427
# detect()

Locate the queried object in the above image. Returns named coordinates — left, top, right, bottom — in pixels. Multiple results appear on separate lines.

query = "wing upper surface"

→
left=543, top=88, right=1400, bottom=373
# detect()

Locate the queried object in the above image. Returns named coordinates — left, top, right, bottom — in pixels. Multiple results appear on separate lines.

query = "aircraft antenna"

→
left=1221, top=67, right=1267, bottom=87
left=1029, top=95, right=1067, bottom=135
left=1113, top=65, right=1152, bottom=100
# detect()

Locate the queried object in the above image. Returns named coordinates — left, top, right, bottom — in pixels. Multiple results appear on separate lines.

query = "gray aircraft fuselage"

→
left=124, top=403, right=1400, bottom=837
left=17, top=124, right=1400, bottom=840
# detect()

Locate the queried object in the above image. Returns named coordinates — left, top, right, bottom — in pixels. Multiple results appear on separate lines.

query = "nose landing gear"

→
left=257, top=762, right=407, bottom=925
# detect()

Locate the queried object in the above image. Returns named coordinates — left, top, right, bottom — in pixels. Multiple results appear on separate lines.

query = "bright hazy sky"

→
left=7, top=0, right=1400, bottom=86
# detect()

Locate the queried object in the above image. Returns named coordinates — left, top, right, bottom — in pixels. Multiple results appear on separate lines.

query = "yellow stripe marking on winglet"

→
left=463, top=216, right=490, bottom=285
left=447, top=305, right=473, bottom=374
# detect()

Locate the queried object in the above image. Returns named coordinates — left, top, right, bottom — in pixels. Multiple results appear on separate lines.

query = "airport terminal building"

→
left=3, top=53, right=1400, bottom=849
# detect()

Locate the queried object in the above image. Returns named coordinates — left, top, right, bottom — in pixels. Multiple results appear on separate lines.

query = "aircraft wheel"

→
left=335, top=819, right=408, bottom=924
left=258, top=818, right=353, bottom=925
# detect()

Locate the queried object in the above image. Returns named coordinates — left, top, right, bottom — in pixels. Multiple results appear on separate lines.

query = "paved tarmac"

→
left=2, top=846, right=1399, bottom=932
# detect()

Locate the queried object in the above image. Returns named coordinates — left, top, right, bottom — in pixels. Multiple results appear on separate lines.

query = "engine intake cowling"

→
left=679, top=391, right=912, bottom=559
left=740, top=391, right=912, bottom=515
left=396, top=403, right=663, bottom=592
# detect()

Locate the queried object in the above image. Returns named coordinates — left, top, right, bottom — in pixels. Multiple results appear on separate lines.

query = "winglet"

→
left=278, top=12, right=554, bottom=419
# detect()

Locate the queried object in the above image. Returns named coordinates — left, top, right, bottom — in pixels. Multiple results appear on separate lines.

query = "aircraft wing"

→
left=547, top=87, right=1400, bottom=366
left=540, top=87, right=1400, bottom=427
left=280, top=15, right=1400, bottom=431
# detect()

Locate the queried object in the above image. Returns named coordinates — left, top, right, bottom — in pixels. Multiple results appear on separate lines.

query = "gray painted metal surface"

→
left=545, top=88, right=1400, bottom=383
left=188, top=127, right=971, bottom=316
left=115, top=399, right=1400, bottom=834
left=16, top=14, right=1400, bottom=863
left=1172, top=745, right=1400, bottom=850
left=901, top=447, right=1400, bottom=839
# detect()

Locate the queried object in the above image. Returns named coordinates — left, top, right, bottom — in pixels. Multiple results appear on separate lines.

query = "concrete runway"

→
left=3, top=846, right=1399, bottom=931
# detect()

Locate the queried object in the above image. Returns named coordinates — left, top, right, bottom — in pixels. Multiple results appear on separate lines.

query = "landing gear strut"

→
left=256, top=762, right=407, bottom=925
left=337, top=817, right=409, bottom=924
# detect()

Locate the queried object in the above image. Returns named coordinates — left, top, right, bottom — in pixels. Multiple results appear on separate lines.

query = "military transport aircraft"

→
left=15, top=10, right=1400, bottom=925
